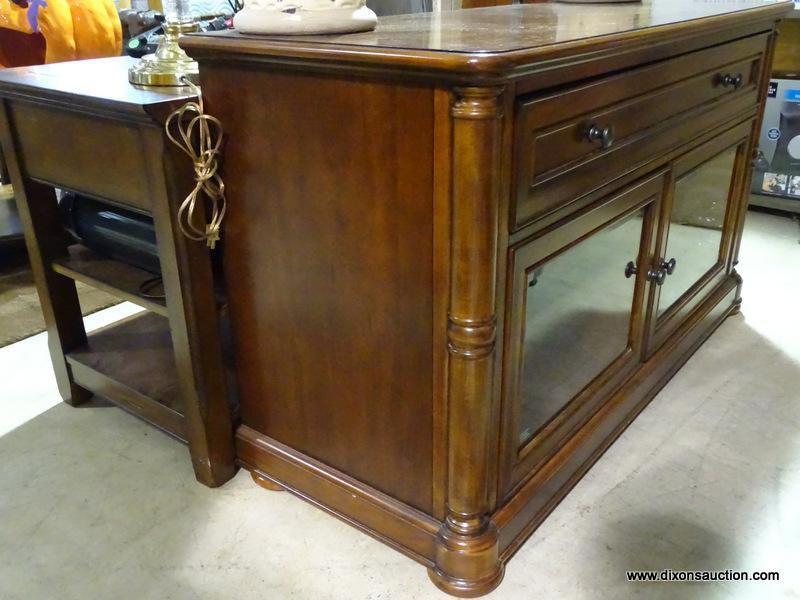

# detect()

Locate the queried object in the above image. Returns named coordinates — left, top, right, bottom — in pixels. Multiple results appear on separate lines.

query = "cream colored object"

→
left=234, top=0, right=377, bottom=35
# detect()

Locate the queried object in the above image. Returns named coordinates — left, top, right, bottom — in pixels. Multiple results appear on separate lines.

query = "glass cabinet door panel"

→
left=518, top=209, right=645, bottom=445
left=657, top=147, right=736, bottom=315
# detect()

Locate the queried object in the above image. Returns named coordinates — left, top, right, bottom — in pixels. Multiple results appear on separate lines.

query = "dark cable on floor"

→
left=139, top=276, right=165, bottom=300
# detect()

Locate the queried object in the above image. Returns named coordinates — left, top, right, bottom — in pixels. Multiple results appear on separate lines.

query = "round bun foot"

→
left=729, top=297, right=743, bottom=316
left=427, top=564, right=505, bottom=598
left=251, top=471, right=285, bottom=492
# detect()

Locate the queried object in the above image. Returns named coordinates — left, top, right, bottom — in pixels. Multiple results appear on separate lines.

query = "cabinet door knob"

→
left=586, top=124, right=615, bottom=149
left=647, top=267, right=667, bottom=286
left=628, top=261, right=667, bottom=285
left=720, top=73, right=744, bottom=89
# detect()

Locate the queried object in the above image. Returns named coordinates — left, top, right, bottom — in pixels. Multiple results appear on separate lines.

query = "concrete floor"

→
left=1, top=210, right=799, bottom=600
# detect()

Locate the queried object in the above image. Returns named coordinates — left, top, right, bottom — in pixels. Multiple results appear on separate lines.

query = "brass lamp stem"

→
left=129, top=21, right=200, bottom=87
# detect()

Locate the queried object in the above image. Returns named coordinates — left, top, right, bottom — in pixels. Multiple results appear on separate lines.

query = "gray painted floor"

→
left=1, top=210, right=799, bottom=600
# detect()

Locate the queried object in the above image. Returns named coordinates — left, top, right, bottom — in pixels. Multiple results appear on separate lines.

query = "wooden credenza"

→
left=183, top=1, right=792, bottom=595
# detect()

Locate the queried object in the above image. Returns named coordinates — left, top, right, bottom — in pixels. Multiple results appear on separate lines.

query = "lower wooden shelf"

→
left=66, top=311, right=187, bottom=442
left=52, top=244, right=167, bottom=316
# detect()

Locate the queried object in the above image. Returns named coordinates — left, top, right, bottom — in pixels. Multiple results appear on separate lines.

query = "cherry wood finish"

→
left=199, top=65, right=436, bottom=511
left=434, top=85, right=506, bottom=593
left=8, top=102, right=155, bottom=214
left=185, top=1, right=788, bottom=79
left=513, top=34, right=766, bottom=229
left=183, top=1, right=791, bottom=595
left=0, top=57, right=237, bottom=487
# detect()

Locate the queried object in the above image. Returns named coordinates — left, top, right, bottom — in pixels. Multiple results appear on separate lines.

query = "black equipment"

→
left=122, top=11, right=233, bottom=59
left=60, top=193, right=161, bottom=274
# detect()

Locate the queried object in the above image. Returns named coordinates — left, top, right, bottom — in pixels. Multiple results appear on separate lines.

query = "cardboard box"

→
left=752, top=77, right=800, bottom=204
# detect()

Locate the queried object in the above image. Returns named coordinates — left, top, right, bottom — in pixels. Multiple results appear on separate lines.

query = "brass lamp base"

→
left=129, top=22, right=200, bottom=87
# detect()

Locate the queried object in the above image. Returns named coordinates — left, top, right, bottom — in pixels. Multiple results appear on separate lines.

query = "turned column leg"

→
left=429, top=86, right=505, bottom=597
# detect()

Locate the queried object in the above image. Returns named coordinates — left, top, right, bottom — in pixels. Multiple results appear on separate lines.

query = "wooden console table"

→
left=0, top=57, right=236, bottom=487
left=184, top=0, right=791, bottom=595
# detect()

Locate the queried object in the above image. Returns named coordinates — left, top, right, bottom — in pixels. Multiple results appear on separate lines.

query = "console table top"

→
left=184, top=0, right=792, bottom=58
left=0, top=57, right=194, bottom=119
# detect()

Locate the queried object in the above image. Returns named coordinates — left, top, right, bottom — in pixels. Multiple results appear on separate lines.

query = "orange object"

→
left=0, top=0, right=121, bottom=67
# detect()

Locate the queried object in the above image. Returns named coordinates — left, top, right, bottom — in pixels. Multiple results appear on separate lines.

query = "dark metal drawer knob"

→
left=586, top=124, right=615, bottom=149
left=720, top=73, right=744, bottom=89
left=648, top=267, right=667, bottom=286
left=661, top=257, right=677, bottom=275
left=626, top=261, right=667, bottom=285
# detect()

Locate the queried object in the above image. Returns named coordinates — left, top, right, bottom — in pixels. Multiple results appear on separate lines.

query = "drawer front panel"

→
left=532, top=57, right=759, bottom=177
left=9, top=102, right=152, bottom=213
left=513, top=34, right=767, bottom=230
left=515, top=89, right=758, bottom=231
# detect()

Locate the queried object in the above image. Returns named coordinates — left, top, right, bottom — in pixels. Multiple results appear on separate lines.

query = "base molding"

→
left=235, top=426, right=441, bottom=566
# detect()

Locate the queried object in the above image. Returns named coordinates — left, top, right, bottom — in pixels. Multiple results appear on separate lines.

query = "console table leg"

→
left=0, top=102, right=90, bottom=406
left=143, top=128, right=237, bottom=488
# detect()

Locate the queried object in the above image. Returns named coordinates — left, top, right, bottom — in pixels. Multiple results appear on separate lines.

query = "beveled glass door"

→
left=645, top=126, right=750, bottom=356
left=500, top=171, right=666, bottom=495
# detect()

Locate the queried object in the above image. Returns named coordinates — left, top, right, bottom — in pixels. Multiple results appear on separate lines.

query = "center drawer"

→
left=512, top=33, right=768, bottom=231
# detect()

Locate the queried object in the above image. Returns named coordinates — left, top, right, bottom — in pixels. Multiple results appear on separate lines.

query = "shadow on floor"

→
left=0, top=318, right=798, bottom=600
left=502, top=315, right=800, bottom=599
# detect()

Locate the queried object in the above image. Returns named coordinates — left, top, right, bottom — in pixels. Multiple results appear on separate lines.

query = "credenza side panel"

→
left=201, top=65, right=436, bottom=513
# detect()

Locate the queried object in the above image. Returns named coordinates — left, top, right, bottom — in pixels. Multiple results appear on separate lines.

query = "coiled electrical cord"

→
left=165, top=76, right=227, bottom=249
